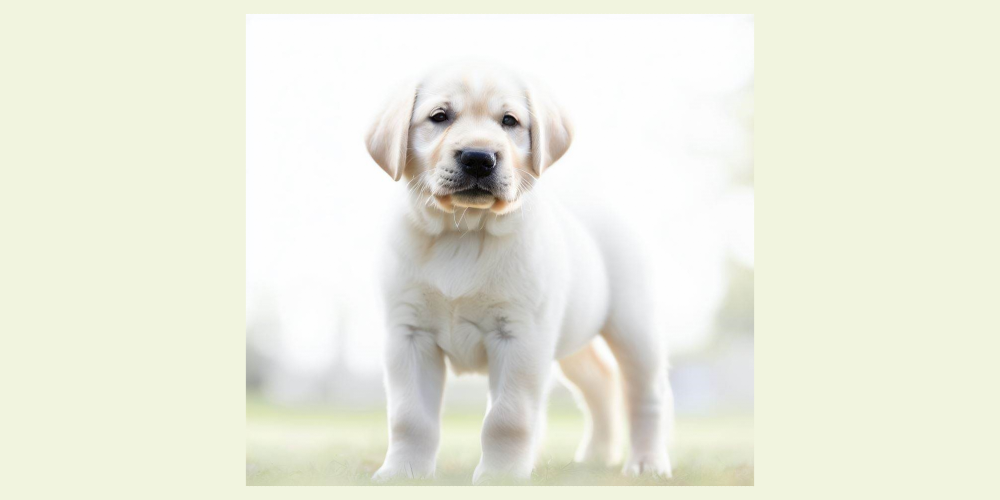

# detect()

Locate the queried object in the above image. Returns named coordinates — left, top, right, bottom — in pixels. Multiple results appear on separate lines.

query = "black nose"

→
left=458, top=150, right=497, bottom=178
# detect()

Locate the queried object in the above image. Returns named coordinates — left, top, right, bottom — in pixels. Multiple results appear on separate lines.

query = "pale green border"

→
left=7, top=0, right=998, bottom=498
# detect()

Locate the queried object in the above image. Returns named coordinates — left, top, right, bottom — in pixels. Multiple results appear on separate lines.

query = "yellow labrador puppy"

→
left=366, top=63, right=672, bottom=484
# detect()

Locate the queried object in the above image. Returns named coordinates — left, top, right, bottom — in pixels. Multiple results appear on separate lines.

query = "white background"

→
left=247, top=15, right=753, bottom=404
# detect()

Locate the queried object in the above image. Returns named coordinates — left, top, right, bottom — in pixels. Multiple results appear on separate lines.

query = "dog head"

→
left=365, top=63, right=573, bottom=214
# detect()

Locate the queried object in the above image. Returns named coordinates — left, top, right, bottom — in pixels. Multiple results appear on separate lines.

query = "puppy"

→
left=365, top=63, right=672, bottom=484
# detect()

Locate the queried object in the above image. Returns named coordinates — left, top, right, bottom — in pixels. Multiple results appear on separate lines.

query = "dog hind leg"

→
left=558, top=339, right=623, bottom=466
left=600, top=320, right=673, bottom=477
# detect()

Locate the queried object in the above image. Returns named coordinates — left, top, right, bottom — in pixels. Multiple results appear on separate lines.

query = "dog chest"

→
left=417, top=231, right=530, bottom=300
left=396, top=221, right=548, bottom=373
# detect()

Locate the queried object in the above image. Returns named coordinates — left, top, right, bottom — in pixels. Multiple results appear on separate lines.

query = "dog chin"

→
left=451, top=188, right=496, bottom=209
left=432, top=190, right=520, bottom=214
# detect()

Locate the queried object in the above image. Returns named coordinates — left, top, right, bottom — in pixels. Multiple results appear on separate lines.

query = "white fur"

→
left=366, top=64, right=672, bottom=484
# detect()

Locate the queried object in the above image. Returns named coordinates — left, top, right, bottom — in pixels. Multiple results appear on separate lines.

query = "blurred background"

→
left=246, top=14, right=753, bottom=485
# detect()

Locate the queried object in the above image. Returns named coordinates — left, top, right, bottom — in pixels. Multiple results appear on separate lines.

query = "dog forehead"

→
left=417, top=68, right=526, bottom=114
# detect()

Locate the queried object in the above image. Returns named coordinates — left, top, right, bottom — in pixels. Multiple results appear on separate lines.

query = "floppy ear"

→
left=527, top=86, right=574, bottom=177
left=365, top=82, right=417, bottom=181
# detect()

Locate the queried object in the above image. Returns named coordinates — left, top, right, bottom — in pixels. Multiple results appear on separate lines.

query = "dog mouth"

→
left=428, top=169, right=523, bottom=214
left=454, top=187, right=494, bottom=199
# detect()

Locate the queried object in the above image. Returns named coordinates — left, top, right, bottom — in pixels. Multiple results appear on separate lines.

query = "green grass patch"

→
left=247, top=396, right=753, bottom=486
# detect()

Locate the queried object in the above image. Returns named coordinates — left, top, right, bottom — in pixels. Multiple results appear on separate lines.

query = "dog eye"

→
left=502, top=114, right=518, bottom=127
left=430, top=111, right=448, bottom=123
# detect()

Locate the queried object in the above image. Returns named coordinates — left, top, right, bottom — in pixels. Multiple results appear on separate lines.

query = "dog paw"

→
left=622, top=453, right=672, bottom=478
left=372, top=460, right=434, bottom=482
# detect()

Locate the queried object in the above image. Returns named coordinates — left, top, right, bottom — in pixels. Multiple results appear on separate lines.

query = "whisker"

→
left=406, top=171, right=432, bottom=197
left=405, top=172, right=423, bottom=189
left=462, top=213, right=473, bottom=236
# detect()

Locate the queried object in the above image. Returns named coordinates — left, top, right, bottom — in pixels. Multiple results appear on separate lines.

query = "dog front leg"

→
left=473, top=319, right=554, bottom=484
left=373, top=325, right=446, bottom=481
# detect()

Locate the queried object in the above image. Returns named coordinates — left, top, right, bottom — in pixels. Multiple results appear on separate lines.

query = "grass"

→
left=246, top=396, right=753, bottom=486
